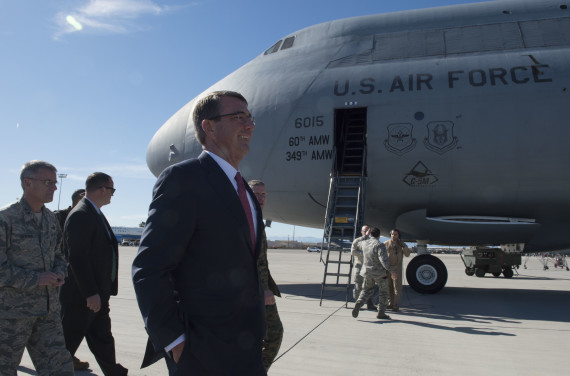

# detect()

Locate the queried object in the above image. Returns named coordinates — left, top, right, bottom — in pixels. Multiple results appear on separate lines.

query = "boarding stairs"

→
left=319, top=108, right=367, bottom=307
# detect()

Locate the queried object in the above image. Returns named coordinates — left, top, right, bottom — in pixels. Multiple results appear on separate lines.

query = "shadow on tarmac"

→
left=358, top=318, right=516, bottom=336
left=279, top=283, right=570, bottom=324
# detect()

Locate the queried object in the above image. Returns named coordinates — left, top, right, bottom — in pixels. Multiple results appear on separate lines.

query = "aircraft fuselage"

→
left=147, top=0, right=570, bottom=252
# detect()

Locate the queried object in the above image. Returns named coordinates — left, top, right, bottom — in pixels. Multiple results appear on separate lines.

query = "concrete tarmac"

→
left=18, top=248, right=570, bottom=375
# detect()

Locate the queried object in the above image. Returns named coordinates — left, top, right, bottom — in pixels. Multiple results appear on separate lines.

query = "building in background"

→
left=111, top=226, right=143, bottom=245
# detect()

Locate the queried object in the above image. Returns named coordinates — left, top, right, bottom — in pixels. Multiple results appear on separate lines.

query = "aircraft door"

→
left=334, top=108, right=367, bottom=176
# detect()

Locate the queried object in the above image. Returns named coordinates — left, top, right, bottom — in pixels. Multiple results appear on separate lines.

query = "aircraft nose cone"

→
left=146, top=101, right=194, bottom=177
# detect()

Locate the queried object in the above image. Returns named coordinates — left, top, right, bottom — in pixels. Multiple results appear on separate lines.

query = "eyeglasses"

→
left=25, top=178, right=58, bottom=187
left=208, top=111, right=255, bottom=125
left=101, top=186, right=116, bottom=194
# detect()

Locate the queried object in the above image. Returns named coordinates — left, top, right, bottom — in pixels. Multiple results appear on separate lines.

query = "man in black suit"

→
left=61, top=172, right=127, bottom=375
left=54, top=188, right=90, bottom=370
left=133, top=91, right=267, bottom=375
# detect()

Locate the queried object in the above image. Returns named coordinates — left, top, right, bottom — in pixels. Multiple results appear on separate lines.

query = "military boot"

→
left=352, top=302, right=363, bottom=318
left=376, top=311, right=391, bottom=320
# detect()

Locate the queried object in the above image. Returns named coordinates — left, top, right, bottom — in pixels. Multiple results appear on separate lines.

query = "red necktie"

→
left=235, top=172, right=256, bottom=252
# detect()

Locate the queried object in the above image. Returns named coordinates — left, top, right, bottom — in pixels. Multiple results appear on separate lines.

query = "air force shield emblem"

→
left=384, top=123, right=416, bottom=156
left=424, top=121, right=458, bottom=154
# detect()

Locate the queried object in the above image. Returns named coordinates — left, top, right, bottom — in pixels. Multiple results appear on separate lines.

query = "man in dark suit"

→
left=54, top=188, right=90, bottom=370
left=133, top=91, right=267, bottom=375
left=61, top=172, right=128, bottom=376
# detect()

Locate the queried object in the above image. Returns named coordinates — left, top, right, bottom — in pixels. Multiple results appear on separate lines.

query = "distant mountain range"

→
left=267, top=236, right=322, bottom=243
left=267, top=235, right=391, bottom=243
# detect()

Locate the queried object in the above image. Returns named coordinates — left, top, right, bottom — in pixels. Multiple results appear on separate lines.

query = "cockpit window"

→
left=264, top=36, right=296, bottom=55
left=264, top=40, right=282, bottom=55
left=281, top=36, right=295, bottom=50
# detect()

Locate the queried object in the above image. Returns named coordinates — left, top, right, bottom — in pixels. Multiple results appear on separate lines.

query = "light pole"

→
left=57, top=173, right=67, bottom=210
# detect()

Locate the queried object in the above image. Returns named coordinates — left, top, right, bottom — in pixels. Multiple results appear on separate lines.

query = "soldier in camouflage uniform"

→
left=352, top=227, right=397, bottom=320
left=0, top=160, right=74, bottom=375
left=249, top=180, right=283, bottom=372
left=351, top=225, right=376, bottom=310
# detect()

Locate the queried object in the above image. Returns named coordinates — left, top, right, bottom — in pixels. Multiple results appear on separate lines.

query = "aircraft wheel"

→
left=503, top=268, right=514, bottom=278
left=492, top=272, right=501, bottom=277
left=475, top=268, right=486, bottom=278
left=465, top=268, right=475, bottom=276
left=406, top=255, right=447, bottom=294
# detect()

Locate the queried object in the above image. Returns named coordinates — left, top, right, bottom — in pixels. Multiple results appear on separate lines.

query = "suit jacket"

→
left=62, top=198, right=119, bottom=302
left=133, top=152, right=266, bottom=375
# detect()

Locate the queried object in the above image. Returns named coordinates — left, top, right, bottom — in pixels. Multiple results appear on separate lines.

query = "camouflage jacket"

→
left=360, top=237, right=395, bottom=278
left=0, top=198, right=68, bottom=318
left=384, top=239, right=411, bottom=270
left=351, top=235, right=369, bottom=268
left=257, top=228, right=280, bottom=297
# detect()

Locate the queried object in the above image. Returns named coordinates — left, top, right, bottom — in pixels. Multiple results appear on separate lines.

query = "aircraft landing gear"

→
left=406, top=254, right=448, bottom=294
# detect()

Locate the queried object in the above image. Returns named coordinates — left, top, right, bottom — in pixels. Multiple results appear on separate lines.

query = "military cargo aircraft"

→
left=145, top=0, right=570, bottom=294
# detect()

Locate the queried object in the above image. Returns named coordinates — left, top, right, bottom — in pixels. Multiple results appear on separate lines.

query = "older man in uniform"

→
left=384, top=228, right=410, bottom=311
left=0, top=160, right=73, bottom=375
left=352, top=227, right=397, bottom=320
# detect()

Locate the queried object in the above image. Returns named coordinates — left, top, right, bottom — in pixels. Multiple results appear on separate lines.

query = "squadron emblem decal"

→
left=423, top=121, right=458, bottom=154
left=384, top=123, right=416, bottom=155
left=403, top=161, right=439, bottom=187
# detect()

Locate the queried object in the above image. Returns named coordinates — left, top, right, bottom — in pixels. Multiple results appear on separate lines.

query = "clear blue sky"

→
left=0, top=0, right=479, bottom=239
